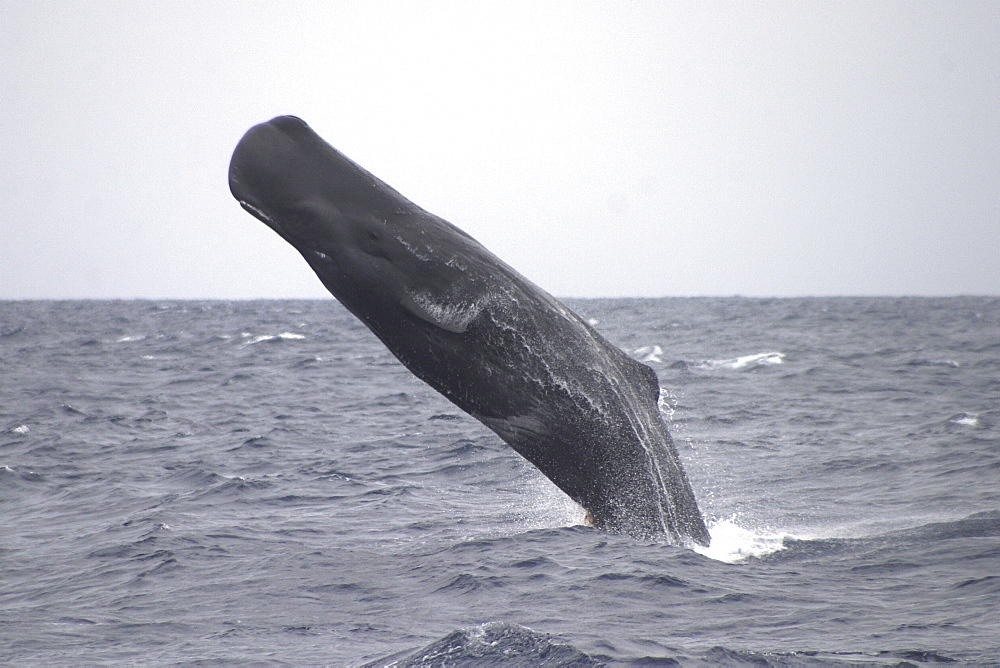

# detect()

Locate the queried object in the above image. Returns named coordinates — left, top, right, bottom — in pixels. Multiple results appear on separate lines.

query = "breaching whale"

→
left=228, top=116, right=710, bottom=547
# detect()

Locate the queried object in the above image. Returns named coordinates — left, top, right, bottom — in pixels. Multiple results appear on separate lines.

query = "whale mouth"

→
left=238, top=199, right=291, bottom=242
left=239, top=200, right=272, bottom=224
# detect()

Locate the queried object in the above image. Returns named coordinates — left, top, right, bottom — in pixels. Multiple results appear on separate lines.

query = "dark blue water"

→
left=2, top=298, right=998, bottom=665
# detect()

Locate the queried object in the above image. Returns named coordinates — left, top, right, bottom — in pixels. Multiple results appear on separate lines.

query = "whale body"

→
left=228, top=116, right=710, bottom=546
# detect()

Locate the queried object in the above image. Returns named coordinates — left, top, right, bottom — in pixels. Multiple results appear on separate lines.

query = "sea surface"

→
left=2, top=297, right=998, bottom=665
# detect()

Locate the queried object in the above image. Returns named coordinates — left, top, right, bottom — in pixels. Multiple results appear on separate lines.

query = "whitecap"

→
left=9, top=424, right=29, bottom=434
left=243, top=332, right=306, bottom=346
left=633, top=345, right=663, bottom=363
left=949, top=412, right=980, bottom=427
left=115, top=334, right=146, bottom=343
left=694, top=518, right=789, bottom=563
left=696, top=351, right=785, bottom=370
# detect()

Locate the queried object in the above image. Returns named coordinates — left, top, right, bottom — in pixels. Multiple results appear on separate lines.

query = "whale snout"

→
left=229, top=116, right=420, bottom=233
left=229, top=117, right=304, bottom=208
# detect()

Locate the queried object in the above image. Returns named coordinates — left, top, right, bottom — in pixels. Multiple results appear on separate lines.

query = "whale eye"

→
left=358, top=227, right=391, bottom=260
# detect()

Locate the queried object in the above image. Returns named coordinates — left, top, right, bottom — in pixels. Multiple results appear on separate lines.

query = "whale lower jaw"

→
left=239, top=200, right=272, bottom=224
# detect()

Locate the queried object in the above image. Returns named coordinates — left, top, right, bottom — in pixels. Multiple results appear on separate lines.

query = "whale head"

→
left=228, top=116, right=422, bottom=309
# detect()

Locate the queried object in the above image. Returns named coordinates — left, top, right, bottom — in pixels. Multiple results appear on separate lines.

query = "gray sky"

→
left=2, top=1, right=998, bottom=299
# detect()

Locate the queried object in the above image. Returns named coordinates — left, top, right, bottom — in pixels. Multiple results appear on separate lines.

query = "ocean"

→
left=2, top=297, right=997, bottom=665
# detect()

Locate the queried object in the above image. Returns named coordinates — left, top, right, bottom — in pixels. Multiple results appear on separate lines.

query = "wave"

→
left=363, top=622, right=600, bottom=667
left=702, top=646, right=960, bottom=666
left=632, top=345, right=663, bottom=363
left=948, top=412, right=981, bottom=427
left=361, top=620, right=963, bottom=666
left=240, top=331, right=306, bottom=346
left=694, top=511, right=1000, bottom=566
left=0, top=464, right=45, bottom=486
left=709, top=512, right=1000, bottom=567
left=0, top=325, right=26, bottom=338
left=906, top=357, right=961, bottom=368
left=695, top=351, right=785, bottom=370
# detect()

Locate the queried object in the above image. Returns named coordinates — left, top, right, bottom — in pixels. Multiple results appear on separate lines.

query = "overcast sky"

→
left=2, top=1, right=998, bottom=299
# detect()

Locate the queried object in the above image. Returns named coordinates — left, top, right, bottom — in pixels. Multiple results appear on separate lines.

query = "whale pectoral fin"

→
left=399, top=293, right=470, bottom=334
left=478, top=413, right=548, bottom=446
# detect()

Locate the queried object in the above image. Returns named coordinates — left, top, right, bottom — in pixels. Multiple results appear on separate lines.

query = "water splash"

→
left=510, top=474, right=588, bottom=533
left=694, top=517, right=790, bottom=562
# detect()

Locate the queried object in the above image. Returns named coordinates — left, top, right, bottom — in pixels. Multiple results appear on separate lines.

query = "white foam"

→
left=693, top=518, right=790, bottom=563
left=10, top=424, right=29, bottom=434
left=697, top=351, right=785, bottom=370
left=242, top=332, right=306, bottom=346
left=633, top=345, right=663, bottom=363
left=950, top=412, right=980, bottom=427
